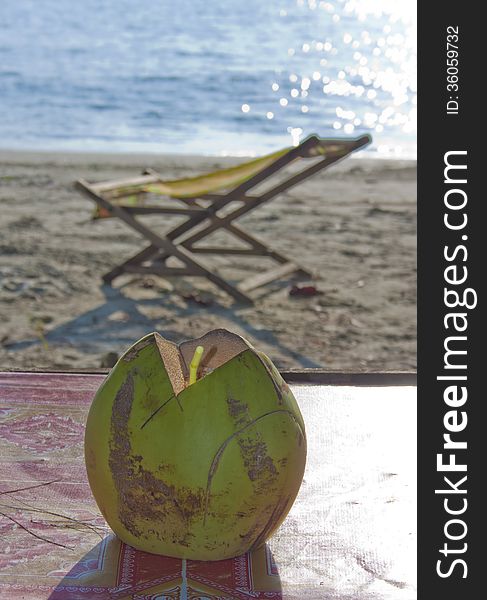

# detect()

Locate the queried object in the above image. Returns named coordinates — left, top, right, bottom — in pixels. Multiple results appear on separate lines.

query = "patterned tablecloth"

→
left=0, top=373, right=416, bottom=599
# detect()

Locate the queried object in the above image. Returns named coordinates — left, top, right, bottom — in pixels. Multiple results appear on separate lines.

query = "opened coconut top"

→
left=152, top=329, right=252, bottom=394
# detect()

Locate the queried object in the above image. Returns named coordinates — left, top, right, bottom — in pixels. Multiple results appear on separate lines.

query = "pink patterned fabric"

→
left=0, top=413, right=84, bottom=452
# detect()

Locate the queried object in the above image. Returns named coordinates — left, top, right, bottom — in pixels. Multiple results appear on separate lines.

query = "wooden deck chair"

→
left=76, top=133, right=371, bottom=304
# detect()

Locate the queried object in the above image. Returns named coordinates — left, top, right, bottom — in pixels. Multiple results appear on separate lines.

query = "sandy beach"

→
left=0, top=150, right=416, bottom=371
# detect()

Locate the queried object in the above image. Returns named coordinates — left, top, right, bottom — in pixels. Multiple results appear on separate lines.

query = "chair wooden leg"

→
left=183, top=221, right=313, bottom=280
left=178, top=207, right=315, bottom=276
left=225, top=223, right=313, bottom=277
left=101, top=208, right=254, bottom=304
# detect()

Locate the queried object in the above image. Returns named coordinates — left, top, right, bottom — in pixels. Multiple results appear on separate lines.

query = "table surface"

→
left=0, top=372, right=416, bottom=600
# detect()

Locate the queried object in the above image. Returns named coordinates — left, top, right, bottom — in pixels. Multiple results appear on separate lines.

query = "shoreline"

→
left=0, top=146, right=417, bottom=164
left=0, top=149, right=416, bottom=371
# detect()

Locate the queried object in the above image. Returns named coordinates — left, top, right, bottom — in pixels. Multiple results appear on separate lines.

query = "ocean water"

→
left=0, top=0, right=416, bottom=157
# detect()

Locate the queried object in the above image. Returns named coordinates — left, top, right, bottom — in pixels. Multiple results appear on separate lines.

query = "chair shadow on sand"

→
left=47, top=535, right=283, bottom=599
left=6, top=283, right=321, bottom=368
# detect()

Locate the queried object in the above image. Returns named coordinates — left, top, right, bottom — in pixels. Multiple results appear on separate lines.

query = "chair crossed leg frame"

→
left=77, top=134, right=370, bottom=304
